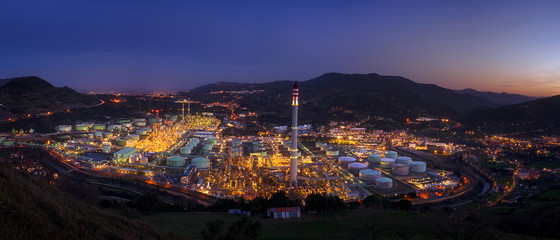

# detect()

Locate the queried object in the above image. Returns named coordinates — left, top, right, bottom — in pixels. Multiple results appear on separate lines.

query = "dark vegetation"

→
left=201, top=217, right=263, bottom=240
left=0, top=163, right=185, bottom=240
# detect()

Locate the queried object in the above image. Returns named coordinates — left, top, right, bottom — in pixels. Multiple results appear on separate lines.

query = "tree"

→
left=201, top=219, right=225, bottom=240
left=225, top=216, right=262, bottom=240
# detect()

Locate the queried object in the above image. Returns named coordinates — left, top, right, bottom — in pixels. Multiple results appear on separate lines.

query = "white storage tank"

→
left=107, top=124, right=122, bottom=131
left=396, top=156, right=412, bottom=165
left=191, top=157, right=210, bottom=169
left=102, top=143, right=111, bottom=153
left=167, top=156, right=185, bottom=167
left=92, top=124, right=106, bottom=130
left=315, top=142, right=324, bottom=148
left=392, top=163, right=410, bottom=176
left=180, top=147, right=192, bottom=155
left=75, top=123, right=89, bottom=131
left=380, top=158, right=395, bottom=169
left=326, top=148, right=339, bottom=156
left=359, top=169, right=382, bottom=182
left=338, top=156, right=357, bottom=168
left=376, top=177, right=393, bottom=189
left=410, top=161, right=427, bottom=173
left=320, top=144, right=330, bottom=151
left=57, top=125, right=72, bottom=132
left=384, top=151, right=398, bottom=159
left=367, top=154, right=382, bottom=164
left=348, top=162, right=368, bottom=175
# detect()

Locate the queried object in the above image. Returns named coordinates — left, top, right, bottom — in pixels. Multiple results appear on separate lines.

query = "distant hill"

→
left=0, top=76, right=99, bottom=118
left=453, top=88, right=538, bottom=105
left=0, top=163, right=184, bottom=239
left=188, top=73, right=502, bottom=124
left=460, top=95, right=560, bottom=135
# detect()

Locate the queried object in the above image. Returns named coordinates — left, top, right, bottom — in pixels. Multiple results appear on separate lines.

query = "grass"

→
left=538, top=189, right=560, bottom=200
left=142, top=212, right=241, bottom=238
left=142, top=210, right=435, bottom=240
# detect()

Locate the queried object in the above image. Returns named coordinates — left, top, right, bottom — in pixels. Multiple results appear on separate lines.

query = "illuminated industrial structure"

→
left=290, top=82, right=299, bottom=187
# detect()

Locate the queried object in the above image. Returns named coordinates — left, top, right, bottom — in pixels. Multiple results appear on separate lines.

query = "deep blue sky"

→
left=1, top=1, right=559, bottom=96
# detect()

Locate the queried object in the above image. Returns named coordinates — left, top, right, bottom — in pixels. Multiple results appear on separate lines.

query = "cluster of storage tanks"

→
left=337, top=156, right=394, bottom=190
left=166, top=156, right=210, bottom=169
left=367, top=151, right=426, bottom=175
left=335, top=150, right=427, bottom=190
left=56, top=117, right=161, bottom=134
left=316, top=142, right=339, bottom=157
left=181, top=138, right=200, bottom=155
left=202, top=137, right=217, bottom=155
left=129, top=153, right=150, bottom=164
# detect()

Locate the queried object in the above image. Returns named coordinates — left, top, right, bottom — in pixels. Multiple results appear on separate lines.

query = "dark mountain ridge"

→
left=189, top=72, right=517, bottom=124
left=461, top=94, right=560, bottom=134
left=453, top=88, right=538, bottom=105
left=0, top=76, right=99, bottom=118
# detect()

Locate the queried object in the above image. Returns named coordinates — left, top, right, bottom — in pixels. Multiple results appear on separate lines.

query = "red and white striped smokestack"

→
left=292, top=82, right=299, bottom=105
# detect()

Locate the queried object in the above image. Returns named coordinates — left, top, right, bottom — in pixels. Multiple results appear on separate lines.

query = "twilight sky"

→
left=1, top=1, right=559, bottom=96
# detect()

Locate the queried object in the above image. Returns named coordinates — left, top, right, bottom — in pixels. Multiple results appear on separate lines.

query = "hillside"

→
left=0, top=163, right=185, bottom=240
left=453, top=88, right=538, bottom=105
left=461, top=95, right=560, bottom=135
left=187, top=73, right=502, bottom=125
left=0, top=76, right=99, bottom=118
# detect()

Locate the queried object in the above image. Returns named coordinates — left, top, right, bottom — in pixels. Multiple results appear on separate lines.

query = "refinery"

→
left=1, top=83, right=470, bottom=204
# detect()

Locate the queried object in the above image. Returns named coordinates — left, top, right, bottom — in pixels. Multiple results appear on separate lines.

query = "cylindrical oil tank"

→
left=133, top=118, right=145, bottom=123
left=75, top=124, right=89, bottom=131
left=169, top=115, right=178, bottom=122
left=116, top=138, right=127, bottom=146
left=410, top=161, right=427, bottom=173
left=148, top=118, right=157, bottom=125
left=102, top=144, right=111, bottom=153
left=94, top=131, right=103, bottom=140
left=103, top=132, right=113, bottom=138
left=315, top=142, right=324, bottom=148
left=320, top=144, right=330, bottom=151
left=326, top=148, right=339, bottom=156
left=348, top=162, right=368, bottom=175
left=92, top=124, right=106, bottom=130
left=180, top=147, right=192, bottom=154
left=116, top=119, right=131, bottom=124
left=338, top=156, right=357, bottom=168
left=396, top=156, right=412, bottom=165
left=107, top=124, right=121, bottom=131
left=359, top=169, right=382, bottom=182
left=136, top=129, right=148, bottom=135
left=376, top=177, right=393, bottom=189
left=191, top=157, right=210, bottom=169
left=135, top=121, right=147, bottom=127
left=87, top=133, right=94, bottom=139
left=380, top=158, right=395, bottom=169
left=128, top=134, right=139, bottom=140
left=122, top=122, right=132, bottom=128
left=367, top=154, right=382, bottom=164
left=384, top=151, right=398, bottom=159
left=392, top=163, right=410, bottom=176
left=139, top=157, right=149, bottom=164
left=57, top=125, right=72, bottom=132
left=167, top=156, right=185, bottom=167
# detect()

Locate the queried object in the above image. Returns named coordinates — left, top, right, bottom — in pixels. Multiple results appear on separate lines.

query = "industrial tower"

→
left=290, top=82, right=299, bottom=187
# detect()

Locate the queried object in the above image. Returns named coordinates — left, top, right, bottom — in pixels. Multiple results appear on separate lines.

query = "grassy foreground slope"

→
left=0, top=163, right=185, bottom=240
